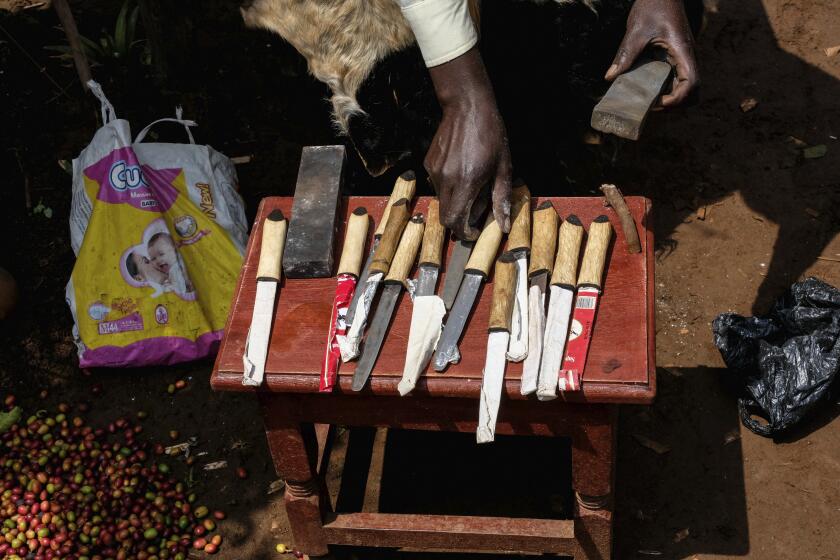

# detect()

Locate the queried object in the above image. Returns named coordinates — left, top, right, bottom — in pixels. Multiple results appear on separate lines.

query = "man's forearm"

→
left=428, top=46, right=497, bottom=110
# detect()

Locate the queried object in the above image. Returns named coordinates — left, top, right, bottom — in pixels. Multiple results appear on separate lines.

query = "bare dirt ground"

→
left=1, top=0, right=839, bottom=559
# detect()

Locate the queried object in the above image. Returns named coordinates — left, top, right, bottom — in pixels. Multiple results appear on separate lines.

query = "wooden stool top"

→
left=211, top=196, right=655, bottom=404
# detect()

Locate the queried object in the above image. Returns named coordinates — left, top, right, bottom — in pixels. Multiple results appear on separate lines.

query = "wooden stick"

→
left=52, top=0, right=92, bottom=89
left=600, top=184, right=641, bottom=254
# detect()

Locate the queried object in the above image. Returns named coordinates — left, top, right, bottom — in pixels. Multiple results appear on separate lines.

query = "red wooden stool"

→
left=211, top=196, right=655, bottom=558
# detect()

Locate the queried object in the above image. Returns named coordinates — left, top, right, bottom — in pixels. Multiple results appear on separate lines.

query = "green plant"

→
left=45, top=0, right=149, bottom=67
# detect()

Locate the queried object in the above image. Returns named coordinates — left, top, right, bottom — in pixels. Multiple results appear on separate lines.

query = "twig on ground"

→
left=601, top=183, right=642, bottom=253
left=52, top=0, right=91, bottom=89
left=10, top=149, right=32, bottom=210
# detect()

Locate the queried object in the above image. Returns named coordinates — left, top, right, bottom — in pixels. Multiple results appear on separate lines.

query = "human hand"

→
left=426, top=47, right=512, bottom=240
left=605, top=0, right=699, bottom=106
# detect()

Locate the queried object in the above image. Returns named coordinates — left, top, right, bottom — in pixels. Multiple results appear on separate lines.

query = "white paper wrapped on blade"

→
left=398, top=295, right=446, bottom=396
left=477, top=331, right=510, bottom=444
left=520, top=283, right=547, bottom=395
left=506, top=257, right=529, bottom=362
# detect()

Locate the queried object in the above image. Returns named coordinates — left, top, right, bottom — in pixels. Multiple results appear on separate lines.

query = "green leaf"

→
left=43, top=45, right=73, bottom=54
left=127, top=4, right=140, bottom=52
left=114, top=0, right=131, bottom=56
left=79, top=34, right=103, bottom=55
left=0, top=407, right=22, bottom=434
left=803, top=144, right=827, bottom=159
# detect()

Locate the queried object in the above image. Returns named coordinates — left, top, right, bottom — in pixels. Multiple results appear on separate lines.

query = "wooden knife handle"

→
left=257, top=209, right=288, bottom=281
left=385, top=214, right=425, bottom=286
left=488, top=252, right=517, bottom=332
left=506, top=184, right=531, bottom=253
left=336, top=207, right=370, bottom=277
left=418, top=198, right=445, bottom=268
left=528, top=200, right=558, bottom=276
left=577, top=215, right=613, bottom=289
left=376, top=171, right=416, bottom=237
left=550, top=215, right=584, bottom=288
left=464, top=213, right=504, bottom=278
left=370, top=198, right=410, bottom=275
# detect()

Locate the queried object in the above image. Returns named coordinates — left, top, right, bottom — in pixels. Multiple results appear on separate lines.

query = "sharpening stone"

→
left=591, top=60, right=672, bottom=141
left=282, top=145, right=345, bottom=278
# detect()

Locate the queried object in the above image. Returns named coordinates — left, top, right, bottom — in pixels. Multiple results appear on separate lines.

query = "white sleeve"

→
left=397, top=0, right=478, bottom=67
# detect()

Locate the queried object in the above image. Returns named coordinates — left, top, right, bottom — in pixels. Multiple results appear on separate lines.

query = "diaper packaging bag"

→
left=66, top=81, right=248, bottom=367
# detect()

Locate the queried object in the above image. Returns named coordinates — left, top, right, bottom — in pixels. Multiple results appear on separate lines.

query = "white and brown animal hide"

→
left=241, top=0, right=415, bottom=136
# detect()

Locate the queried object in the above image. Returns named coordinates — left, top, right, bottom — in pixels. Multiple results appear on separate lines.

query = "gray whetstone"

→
left=282, top=145, right=345, bottom=278
left=591, top=60, right=672, bottom=141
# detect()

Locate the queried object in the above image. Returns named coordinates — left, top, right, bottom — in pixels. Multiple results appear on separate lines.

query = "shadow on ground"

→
left=316, top=368, right=747, bottom=560
left=615, top=368, right=749, bottom=559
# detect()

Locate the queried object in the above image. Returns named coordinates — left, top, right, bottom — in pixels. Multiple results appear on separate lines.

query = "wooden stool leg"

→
left=260, top=394, right=329, bottom=556
left=571, top=405, right=617, bottom=560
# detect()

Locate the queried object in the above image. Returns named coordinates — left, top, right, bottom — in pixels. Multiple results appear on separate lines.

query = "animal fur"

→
left=241, top=0, right=415, bottom=135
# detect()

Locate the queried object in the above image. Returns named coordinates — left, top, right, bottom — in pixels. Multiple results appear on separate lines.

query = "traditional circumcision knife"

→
left=398, top=199, right=446, bottom=396
left=520, top=201, right=558, bottom=395
left=352, top=213, right=425, bottom=391
left=441, top=236, right=474, bottom=310
left=477, top=252, right=517, bottom=444
left=346, top=171, right=416, bottom=327
left=536, top=215, right=584, bottom=400
left=242, top=209, right=288, bottom=387
left=505, top=185, right=532, bottom=362
left=338, top=198, right=410, bottom=361
left=432, top=210, right=505, bottom=371
left=559, top=215, right=613, bottom=391
left=319, top=207, right=369, bottom=392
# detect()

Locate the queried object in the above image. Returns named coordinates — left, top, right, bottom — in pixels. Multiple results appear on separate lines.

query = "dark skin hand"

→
left=426, top=0, right=698, bottom=239
left=605, top=0, right=699, bottom=106
left=426, top=47, right=512, bottom=241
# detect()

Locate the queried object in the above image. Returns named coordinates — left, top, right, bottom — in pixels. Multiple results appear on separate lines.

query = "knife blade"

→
left=346, top=171, right=416, bottom=327
left=432, top=211, right=505, bottom=371
left=477, top=252, right=517, bottom=444
left=505, top=185, right=532, bottom=362
left=399, top=199, right=446, bottom=395
left=441, top=238, right=474, bottom=310
left=352, top=213, right=425, bottom=391
left=520, top=201, right=558, bottom=395
left=560, top=215, right=613, bottom=392
left=536, top=215, right=584, bottom=400
left=320, top=206, right=369, bottom=392
left=242, top=209, right=288, bottom=387
left=338, top=198, right=411, bottom=361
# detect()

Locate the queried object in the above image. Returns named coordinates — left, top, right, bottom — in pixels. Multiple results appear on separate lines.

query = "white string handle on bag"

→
left=86, top=80, right=117, bottom=124
left=134, top=106, right=197, bottom=145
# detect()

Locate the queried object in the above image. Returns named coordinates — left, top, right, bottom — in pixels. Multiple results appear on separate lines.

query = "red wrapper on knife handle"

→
left=560, top=215, right=613, bottom=391
left=320, top=207, right=369, bottom=391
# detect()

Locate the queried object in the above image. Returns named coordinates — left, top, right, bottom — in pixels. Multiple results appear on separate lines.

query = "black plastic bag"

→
left=713, top=277, right=840, bottom=437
